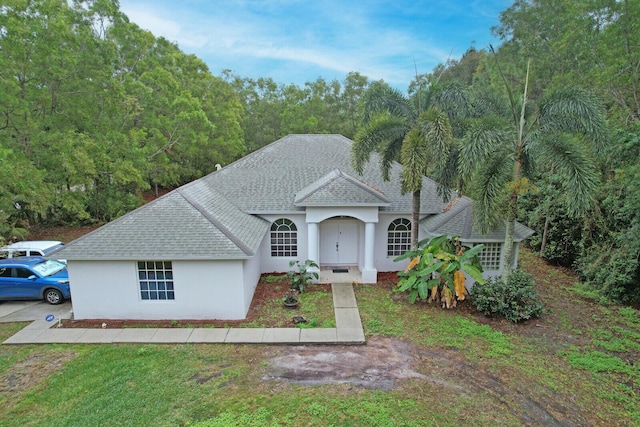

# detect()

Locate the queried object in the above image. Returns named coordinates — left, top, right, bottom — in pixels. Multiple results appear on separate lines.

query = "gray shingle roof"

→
left=53, top=134, right=532, bottom=261
left=204, top=134, right=447, bottom=214
left=53, top=186, right=269, bottom=260
left=419, top=197, right=535, bottom=242
left=294, top=169, right=391, bottom=207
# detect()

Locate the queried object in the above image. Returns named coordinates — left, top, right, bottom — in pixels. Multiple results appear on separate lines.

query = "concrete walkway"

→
left=3, top=283, right=365, bottom=345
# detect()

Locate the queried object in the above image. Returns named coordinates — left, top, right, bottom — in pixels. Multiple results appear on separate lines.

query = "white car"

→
left=0, top=241, right=65, bottom=259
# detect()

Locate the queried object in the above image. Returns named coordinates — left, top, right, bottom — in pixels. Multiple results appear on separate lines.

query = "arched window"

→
left=387, top=218, right=411, bottom=256
left=270, top=218, right=298, bottom=257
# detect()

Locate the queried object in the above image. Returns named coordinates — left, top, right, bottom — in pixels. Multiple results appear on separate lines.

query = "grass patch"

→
left=263, top=274, right=287, bottom=284
left=244, top=288, right=335, bottom=328
left=412, top=313, right=513, bottom=358
left=0, top=339, right=522, bottom=426
left=356, top=284, right=407, bottom=337
left=564, top=349, right=632, bottom=374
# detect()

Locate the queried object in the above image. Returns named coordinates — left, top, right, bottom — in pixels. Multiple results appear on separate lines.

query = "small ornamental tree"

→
left=395, top=235, right=485, bottom=308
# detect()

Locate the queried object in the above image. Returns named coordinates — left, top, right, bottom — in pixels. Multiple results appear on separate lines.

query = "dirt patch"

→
left=264, top=336, right=458, bottom=391
left=61, top=280, right=331, bottom=329
left=413, top=346, right=587, bottom=427
left=0, top=350, right=76, bottom=395
left=265, top=336, right=587, bottom=426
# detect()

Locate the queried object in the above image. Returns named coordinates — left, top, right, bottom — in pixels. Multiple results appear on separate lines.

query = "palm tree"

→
left=459, top=61, right=609, bottom=282
left=351, top=81, right=457, bottom=248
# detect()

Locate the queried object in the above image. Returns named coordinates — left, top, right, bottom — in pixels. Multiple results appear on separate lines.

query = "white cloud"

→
left=118, top=0, right=505, bottom=89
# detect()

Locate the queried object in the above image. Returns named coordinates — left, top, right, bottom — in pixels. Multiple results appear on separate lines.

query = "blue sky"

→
left=119, top=0, right=513, bottom=91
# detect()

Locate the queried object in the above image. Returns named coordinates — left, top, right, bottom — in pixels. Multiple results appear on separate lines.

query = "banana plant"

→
left=395, top=235, right=486, bottom=307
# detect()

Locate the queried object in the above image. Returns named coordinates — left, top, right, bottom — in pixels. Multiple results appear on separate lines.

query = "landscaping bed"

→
left=61, top=276, right=334, bottom=329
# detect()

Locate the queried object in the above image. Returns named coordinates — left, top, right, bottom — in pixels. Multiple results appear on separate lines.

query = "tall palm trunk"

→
left=502, top=159, right=521, bottom=283
left=502, top=218, right=516, bottom=283
left=411, top=189, right=420, bottom=248
left=501, top=59, right=529, bottom=284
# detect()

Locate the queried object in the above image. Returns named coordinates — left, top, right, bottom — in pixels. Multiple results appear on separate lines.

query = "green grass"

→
left=240, top=288, right=335, bottom=328
left=0, top=339, right=521, bottom=426
left=1, top=269, right=640, bottom=425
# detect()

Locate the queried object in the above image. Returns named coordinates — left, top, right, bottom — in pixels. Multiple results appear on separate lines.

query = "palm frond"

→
left=538, top=86, right=610, bottom=157
left=469, top=149, right=513, bottom=232
left=532, top=132, right=600, bottom=215
left=432, top=82, right=472, bottom=121
left=469, top=87, right=511, bottom=119
left=433, top=144, right=459, bottom=200
left=400, top=128, right=428, bottom=193
left=418, top=107, right=454, bottom=166
left=380, top=132, right=405, bottom=181
left=361, top=81, right=415, bottom=123
left=352, top=112, right=407, bottom=176
left=458, top=116, right=512, bottom=180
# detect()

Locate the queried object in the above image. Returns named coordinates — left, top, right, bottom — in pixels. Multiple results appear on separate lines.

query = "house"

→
left=52, top=134, right=533, bottom=320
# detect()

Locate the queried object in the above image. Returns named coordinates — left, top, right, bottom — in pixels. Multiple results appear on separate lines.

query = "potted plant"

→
left=287, top=259, right=319, bottom=292
left=283, top=288, right=299, bottom=309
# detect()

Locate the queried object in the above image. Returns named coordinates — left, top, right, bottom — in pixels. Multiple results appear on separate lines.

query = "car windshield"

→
left=32, top=260, right=66, bottom=277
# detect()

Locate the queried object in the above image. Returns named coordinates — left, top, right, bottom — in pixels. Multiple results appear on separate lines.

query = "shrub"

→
left=470, top=269, right=544, bottom=323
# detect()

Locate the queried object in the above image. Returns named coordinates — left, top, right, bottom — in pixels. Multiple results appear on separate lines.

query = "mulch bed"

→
left=61, top=279, right=332, bottom=329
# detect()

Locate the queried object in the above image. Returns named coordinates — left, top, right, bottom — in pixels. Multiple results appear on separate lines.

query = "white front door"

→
left=320, top=219, right=359, bottom=265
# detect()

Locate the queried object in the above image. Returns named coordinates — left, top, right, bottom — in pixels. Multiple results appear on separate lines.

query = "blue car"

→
left=0, top=257, right=70, bottom=305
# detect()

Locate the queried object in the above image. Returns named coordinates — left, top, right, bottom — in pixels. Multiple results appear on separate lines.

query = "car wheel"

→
left=44, top=288, right=63, bottom=305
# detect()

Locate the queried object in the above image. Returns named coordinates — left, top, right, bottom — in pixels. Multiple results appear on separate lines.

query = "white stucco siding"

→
left=67, top=259, right=248, bottom=320
left=258, top=214, right=308, bottom=273
left=375, top=214, right=412, bottom=272
left=242, top=252, right=262, bottom=313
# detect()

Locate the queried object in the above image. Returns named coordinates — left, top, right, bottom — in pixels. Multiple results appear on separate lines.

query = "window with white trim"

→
left=270, top=218, right=297, bottom=257
left=477, top=243, right=501, bottom=271
left=387, top=218, right=411, bottom=256
left=137, top=261, right=174, bottom=300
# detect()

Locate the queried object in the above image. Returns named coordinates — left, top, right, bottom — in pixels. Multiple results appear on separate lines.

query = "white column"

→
left=307, top=222, right=320, bottom=283
left=307, top=221, right=319, bottom=260
left=362, top=222, right=377, bottom=283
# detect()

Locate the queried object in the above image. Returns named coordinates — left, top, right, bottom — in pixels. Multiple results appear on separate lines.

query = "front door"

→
left=320, top=219, right=358, bottom=265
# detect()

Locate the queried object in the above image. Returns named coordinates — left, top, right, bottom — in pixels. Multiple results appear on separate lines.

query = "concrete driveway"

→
left=0, top=300, right=72, bottom=323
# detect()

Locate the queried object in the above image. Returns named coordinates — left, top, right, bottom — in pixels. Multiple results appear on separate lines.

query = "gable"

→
left=294, top=169, right=390, bottom=207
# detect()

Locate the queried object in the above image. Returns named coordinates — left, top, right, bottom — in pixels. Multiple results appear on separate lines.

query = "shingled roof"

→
left=200, top=134, right=447, bottom=214
left=52, top=134, right=532, bottom=261
left=420, top=196, right=534, bottom=242
left=52, top=183, right=269, bottom=260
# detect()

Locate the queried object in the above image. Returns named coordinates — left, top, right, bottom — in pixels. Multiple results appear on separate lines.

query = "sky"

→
left=118, top=0, right=513, bottom=91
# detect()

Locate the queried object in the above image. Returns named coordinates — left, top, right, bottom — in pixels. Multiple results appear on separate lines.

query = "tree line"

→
left=1, top=0, right=372, bottom=232
left=1, top=0, right=638, bottom=302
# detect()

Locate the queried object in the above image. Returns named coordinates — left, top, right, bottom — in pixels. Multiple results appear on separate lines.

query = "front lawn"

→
left=0, top=248, right=638, bottom=426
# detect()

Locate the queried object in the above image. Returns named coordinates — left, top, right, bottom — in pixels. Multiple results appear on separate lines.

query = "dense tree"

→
left=483, top=0, right=639, bottom=300
left=223, top=72, right=370, bottom=151
left=0, top=0, right=244, bottom=230
left=574, top=127, right=640, bottom=302
left=493, top=0, right=640, bottom=126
